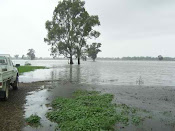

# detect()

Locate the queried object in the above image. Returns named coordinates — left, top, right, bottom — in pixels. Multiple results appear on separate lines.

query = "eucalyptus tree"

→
left=44, top=0, right=100, bottom=64
left=27, top=49, right=35, bottom=60
left=44, top=0, right=82, bottom=64
left=87, top=43, right=101, bottom=61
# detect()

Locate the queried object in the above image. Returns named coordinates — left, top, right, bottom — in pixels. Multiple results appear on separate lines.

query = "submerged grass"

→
left=17, top=66, right=46, bottom=74
left=46, top=90, right=150, bottom=131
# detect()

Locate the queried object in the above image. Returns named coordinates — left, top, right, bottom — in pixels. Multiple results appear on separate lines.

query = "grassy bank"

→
left=46, top=90, right=150, bottom=131
left=17, top=66, right=46, bottom=74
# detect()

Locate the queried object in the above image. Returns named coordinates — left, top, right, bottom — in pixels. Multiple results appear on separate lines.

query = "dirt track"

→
left=0, top=82, right=43, bottom=131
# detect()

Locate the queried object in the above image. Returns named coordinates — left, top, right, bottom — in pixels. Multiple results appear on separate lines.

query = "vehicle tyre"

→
left=2, top=82, right=9, bottom=101
left=12, top=76, right=18, bottom=90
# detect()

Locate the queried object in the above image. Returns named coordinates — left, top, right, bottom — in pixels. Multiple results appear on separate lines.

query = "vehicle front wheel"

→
left=12, top=76, right=18, bottom=90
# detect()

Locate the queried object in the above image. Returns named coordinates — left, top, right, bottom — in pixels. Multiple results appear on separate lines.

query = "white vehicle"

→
left=0, top=54, right=19, bottom=100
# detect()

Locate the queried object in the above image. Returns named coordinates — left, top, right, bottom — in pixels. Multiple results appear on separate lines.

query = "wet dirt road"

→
left=0, top=82, right=43, bottom=131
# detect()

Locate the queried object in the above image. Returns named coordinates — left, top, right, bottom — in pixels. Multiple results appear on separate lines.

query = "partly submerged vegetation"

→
left=46, top=90, right=150, bottom=131
left=17, top=66, right=46, bottom=74
left=25, top=114, right=41, bottom=127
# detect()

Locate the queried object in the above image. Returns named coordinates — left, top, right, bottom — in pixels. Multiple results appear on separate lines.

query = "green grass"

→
left=46, top=90, right=150, bottom=131
left=17, top=66, right=46, bottom=74
left=25, top=114, right=41, bottom=127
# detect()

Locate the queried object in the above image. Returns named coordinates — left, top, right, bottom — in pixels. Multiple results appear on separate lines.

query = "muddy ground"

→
left=95, top=85, right=175, bottom=131
left=0, top=82, right=44, bottom=131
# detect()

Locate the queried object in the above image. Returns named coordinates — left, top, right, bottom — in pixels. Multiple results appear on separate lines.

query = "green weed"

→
left=25, top=114, right=41, bottom=127
left=46, top=90, right=149, bottom=131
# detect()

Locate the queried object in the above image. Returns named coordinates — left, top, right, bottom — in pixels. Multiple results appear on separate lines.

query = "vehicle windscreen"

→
left=0, top=57, right=7, bottom=65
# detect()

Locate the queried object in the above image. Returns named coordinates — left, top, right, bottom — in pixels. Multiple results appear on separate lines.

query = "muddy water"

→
left=14, top=60, right=175, bottom=86
left=22, top=82, right=175, bottom=131
left=23, top=86, right=57, bottom=131
left=23, top=81, right=93, bottom=131
left=95, top=85, right=175, bottom=131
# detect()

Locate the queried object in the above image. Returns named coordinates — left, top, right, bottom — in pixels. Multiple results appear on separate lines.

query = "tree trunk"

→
left=78, top=57, right=80, bottom=65
left=70, top=55, right=74, bottom=64
left=69, top=65, right=72, bottom=81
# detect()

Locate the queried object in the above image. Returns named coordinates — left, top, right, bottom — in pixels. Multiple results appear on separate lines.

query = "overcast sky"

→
left=0, top=0, right=175, bottom=58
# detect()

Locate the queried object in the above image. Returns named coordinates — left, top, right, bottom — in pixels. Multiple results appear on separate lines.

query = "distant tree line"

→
left=97, top=56, right=175, bottom=61
left=13, top=48, right=36, bottom=60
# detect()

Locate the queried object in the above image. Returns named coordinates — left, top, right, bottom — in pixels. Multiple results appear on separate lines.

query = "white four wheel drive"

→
left=0, top=54, right=19, bottom=100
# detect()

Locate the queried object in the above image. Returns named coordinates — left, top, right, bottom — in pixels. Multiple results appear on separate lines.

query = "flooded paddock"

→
left=12, top=60, right=175, bottom=131
left=13, top=60, right=175, bottom=86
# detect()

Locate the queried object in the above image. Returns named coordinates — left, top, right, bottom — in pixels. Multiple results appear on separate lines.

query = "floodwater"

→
left=13, top=60, right=175, bottom=86
left=23, top=81, right=94, bottom=131
left=12, top=60, right=175, bottom=131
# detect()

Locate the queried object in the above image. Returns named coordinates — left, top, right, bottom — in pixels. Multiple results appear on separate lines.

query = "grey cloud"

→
left=0, top=0, right=175, bottom=57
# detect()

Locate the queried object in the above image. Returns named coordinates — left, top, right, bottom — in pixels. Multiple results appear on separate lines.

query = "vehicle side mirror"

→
left=15, top=64, right=20, bottom=67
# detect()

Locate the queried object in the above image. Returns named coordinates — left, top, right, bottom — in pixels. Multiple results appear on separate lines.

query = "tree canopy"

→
left=44, top=0, right=100, bottom=64
left=27, top=49, right=35, bottom=60
left=87, top=43, right=101, bottom=61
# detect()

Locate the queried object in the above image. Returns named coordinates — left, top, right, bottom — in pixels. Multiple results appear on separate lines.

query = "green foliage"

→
left=47, top=90, right=116, bottom=130
left=115, top=103, right=149, bottom=126
left=44, top=0, right=100, bottom=64
left=27, top=49, right=35, bottom=60
left=131, top=116, right=142, bottom=125
left=25, top=114, right=41, bottom=127
left=87, top=43, right=101, bottom=61
left=46, top=90, right=148, bottom=131
left=17, top=66, right=46, bottom=74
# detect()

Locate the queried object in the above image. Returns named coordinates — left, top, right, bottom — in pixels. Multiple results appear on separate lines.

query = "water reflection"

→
left=69, top=65, right=73, bottom=82
left=15, top=60, right=175, bottom=86
left=59, top=65, right=81, bottom=83
left=76, top=65, right=80, bottom=83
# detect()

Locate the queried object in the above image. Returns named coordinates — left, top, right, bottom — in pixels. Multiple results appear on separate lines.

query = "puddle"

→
left=23, top=82, right=92, bottom=131
left=23, top=85, right=57, bottom=131
left=117, top=115, right=175, bottom=131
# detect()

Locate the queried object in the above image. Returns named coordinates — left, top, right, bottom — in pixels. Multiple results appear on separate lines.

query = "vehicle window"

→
left=0, top=57, right=7, bottom=65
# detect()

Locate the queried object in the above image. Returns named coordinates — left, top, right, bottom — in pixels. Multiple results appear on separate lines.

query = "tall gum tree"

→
left=44, top=0, right=100, bottom=64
